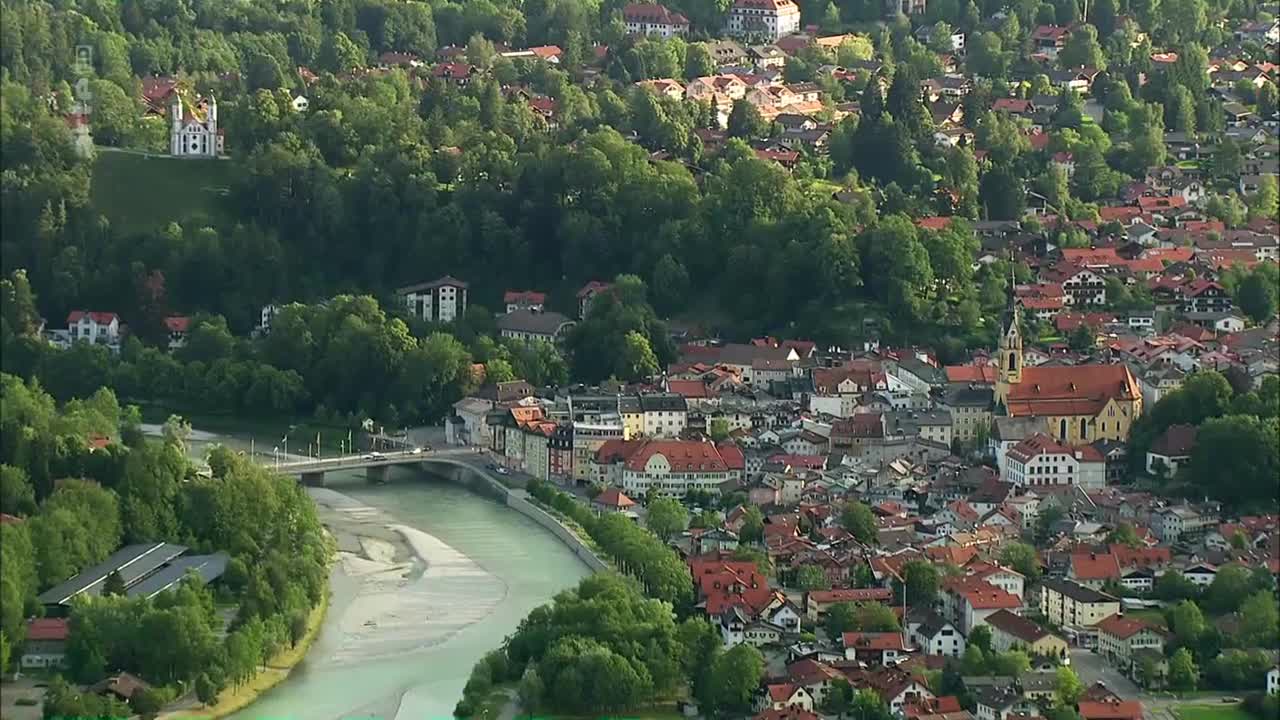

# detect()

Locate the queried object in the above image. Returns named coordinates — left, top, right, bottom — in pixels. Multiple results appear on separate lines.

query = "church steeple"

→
left=996, top=262, right=1023, bottom=408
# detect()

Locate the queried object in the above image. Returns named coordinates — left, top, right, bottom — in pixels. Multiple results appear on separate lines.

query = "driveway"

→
left=0, top=678, right=46, bottom=720
left=1069, top=648, right=1141, bottom=697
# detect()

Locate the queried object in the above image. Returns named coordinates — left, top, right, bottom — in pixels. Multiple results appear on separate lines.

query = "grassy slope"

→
left=90, top=150, right=240, bottom=235
left=1174, top=704, right=1253, bottom=720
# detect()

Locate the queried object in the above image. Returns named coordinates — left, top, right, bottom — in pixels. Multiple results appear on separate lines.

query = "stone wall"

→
left=504, top=493, right=611, bottom=573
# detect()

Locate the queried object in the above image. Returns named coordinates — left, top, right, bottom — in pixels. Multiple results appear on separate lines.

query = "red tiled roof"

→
left=67, top=310, right=119, bottom=325
left=26, top=617, right=69, bottom=641
left=1078, top=699, right=1143, bottom=720
left=842, top=631, right=906, bottom=651
left=504, top=290, right=547, bottom=305
left=577, top=280, right=612, bottom=298
left=807, top=588, right=894, bottom=604
left=625, top=440, right=729, bottom=472
left=594, top=487, right=636, bottom=508
left=945, top=365, right=997, bottom=383
left=1095, top=613, right=1160, bottom=640
left=1071, top=552, right=1121, bottom=581
left=163, top=315, right=190, bottom=333
left=1004, top=364, right=1139, bottom=418
left=622, top=2, right=690, bottom=25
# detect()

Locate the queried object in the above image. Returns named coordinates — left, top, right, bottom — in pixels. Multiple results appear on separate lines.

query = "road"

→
left=1070, top=648, right=1141, bottom=697
left=1069, top=649, right=1239, bottom=720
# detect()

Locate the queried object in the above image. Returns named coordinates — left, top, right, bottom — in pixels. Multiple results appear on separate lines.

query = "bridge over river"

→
left=267, top=446, right=507, bottom=487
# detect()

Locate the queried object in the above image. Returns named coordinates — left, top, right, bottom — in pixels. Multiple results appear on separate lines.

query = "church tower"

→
left=995, top=269, right=1023, bottom=409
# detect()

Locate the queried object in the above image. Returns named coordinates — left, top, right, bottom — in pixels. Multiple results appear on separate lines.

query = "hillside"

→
left=90, top=149, right=240, bottom=235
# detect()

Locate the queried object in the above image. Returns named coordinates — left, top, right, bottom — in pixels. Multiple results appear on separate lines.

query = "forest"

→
left=4, top=0, right=1276, bottom=428
left=0, top=373, right=330, bottom=712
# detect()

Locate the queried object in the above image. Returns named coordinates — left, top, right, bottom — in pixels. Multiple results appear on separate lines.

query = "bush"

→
left=454, top=698, right=476, bottom=718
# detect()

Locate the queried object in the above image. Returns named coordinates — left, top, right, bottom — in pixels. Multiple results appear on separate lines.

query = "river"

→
left=179, top=431, right=592, bottom=720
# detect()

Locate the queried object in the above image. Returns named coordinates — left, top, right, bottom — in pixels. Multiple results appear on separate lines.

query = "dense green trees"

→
left=472, top=573, right=685, bottom=716
left=0, top=374, right=328, bottom=694
left=1128, top=371, right=1279, bottom=507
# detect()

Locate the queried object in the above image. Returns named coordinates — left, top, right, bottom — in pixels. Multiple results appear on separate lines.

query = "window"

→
left=1059, top=419, right=1068, bottom=439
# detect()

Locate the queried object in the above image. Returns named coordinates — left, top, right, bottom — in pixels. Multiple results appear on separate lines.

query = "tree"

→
left=826, top=602, right=860, bottom=637
left=1237, top=590, right=1279, bottom=647
left=852, top=602, right=900, bottom=632
left=319, top=31, right=365, bottom=73
left=727, top=99, right=768, bottom=139
left=616, top=331, right=659, bottom=381
left=1153, top=572, right=1200, bottom=602
left=1206, top=565, right=1258, bottom=615
left=841, top=501, right=878, bottom=543
left=1165, top=84, right=1197, bottom=133
left=968, top=625, right=993, bottom=655
left=1055, top=665, right=1084, bottom=707
left=709, top=418, right=730, bottom=442
left=646, top=498, right=688, bottom=542
left=1106, top=523, right=1141, bottom=547
left=685, top=43, right=715, bottom=78
left=847, top=688, right=894, bottom=720
left=0, top=464, right=35, bottom=516
left=1068, top=323, right=1096, bottom=352
left=999, top=542, right=1041, bottom=580
left=796, top=565, right=831, bottom=590
left=103, top=570, right=126, bottom=597
left=1168, top=647, right=1198, bottom=691
left=1236, top=266, right=1278, bottom=323
left=1059, top=24, right=1106, bottom=70
left=707, top=644, right=764, bottom=716
left=899, top=561, right=940, bottom=608
left=1190, top=415, right=1279, bottom=507
left=739, top=506, right=765, bottom=544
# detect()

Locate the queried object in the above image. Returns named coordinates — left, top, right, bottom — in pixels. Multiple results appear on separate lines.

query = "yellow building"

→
left=995, top=292, right=1142, bottom=444
left=1038, top=578, right=1121, bottom=634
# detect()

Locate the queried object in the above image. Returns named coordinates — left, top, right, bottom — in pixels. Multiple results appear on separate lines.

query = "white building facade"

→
left=170, top=94, right=224, bottom=157
left=725, top=0, right=802, bottom=41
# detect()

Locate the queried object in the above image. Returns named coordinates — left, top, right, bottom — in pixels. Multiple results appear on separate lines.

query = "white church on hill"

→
left=169, top=93, right=224, bottom=158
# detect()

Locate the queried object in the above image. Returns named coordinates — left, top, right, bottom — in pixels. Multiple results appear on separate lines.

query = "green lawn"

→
left=91, top=149, right=241, bottom=234
left=1174, top=703, right=1252, bottom=720
left=1126, top=608, right=1168, bottom=628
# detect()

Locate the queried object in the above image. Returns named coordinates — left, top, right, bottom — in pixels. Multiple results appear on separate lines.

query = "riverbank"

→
left=164, top=591, right=330, bottom=720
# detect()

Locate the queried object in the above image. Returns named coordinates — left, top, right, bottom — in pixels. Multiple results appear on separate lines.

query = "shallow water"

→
left=220, top=465, right=591, bottom=720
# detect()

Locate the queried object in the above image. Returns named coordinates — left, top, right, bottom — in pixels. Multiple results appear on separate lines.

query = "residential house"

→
left=1145, top=424, right=1197, bottom=476
left=503, top=290, right=546, bottom=313
left=985, top=609, right=1068, bottom=661
left=21, top=617, right=69, bottom=669
left=496, top=308, right=575, bottom=343
left=843, top=632, right=907, bottom=665
left=621, top=439, right=736, bottom=498
left=163, top=315, right=190, bottom=350
left=592, top=487, right=637, bottom=515
left=398, top=276, right=468, bottom=323
left=622, top=2, right=690, bottom=37
left=907, top=611, right=966, bottom=657
left=1078, top=699, right=1143, bottom=720
left=940, top=384, right=994, bottom=444
left=577, top=280, right=612, bottom=318
left=805, top=588, right=894, bottom=621
left=66, top=311, right=121, bottom=348
left=1005, top=433, right=1106, bottom=489
left=1038, top=579, right=1121, bottom=644
left=1154, top=505, right=1212, bottom=542
left=758, top=683, right=816, bottom=712
left=1095, top=614, right=1166, bottom=675
left=725, top=0, right=802, bottom=40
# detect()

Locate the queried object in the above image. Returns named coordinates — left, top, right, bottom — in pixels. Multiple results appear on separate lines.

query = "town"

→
left=1, top=0, right=1279, bottom=718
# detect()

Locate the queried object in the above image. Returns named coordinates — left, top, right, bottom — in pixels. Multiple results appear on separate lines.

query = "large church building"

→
left=169, top=93, right=224, bottom=158
left=994, top=290, right=1142, bottom=445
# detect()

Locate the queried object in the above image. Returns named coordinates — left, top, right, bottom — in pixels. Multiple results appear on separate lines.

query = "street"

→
left=1070, top=648, right=1141, bottom=698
